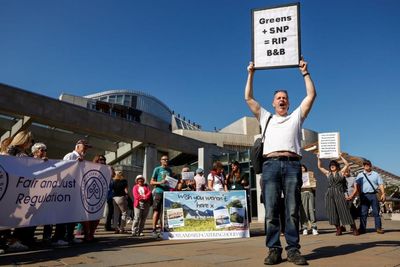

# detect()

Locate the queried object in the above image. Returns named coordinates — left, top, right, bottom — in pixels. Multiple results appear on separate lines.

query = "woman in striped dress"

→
left=317, top=153, right=359, bottom=236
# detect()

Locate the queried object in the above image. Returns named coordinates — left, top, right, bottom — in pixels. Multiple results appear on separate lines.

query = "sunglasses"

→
left=39, top=148, right=47, bottom=152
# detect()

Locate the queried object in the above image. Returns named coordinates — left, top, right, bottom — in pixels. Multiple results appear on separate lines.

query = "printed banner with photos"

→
left=162, top=191, right=250, bottom=240
left=0, top=156, right=112, bottom=229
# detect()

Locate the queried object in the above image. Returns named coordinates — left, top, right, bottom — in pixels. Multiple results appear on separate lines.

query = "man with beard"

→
left=245, top=58, right=316, bottom=265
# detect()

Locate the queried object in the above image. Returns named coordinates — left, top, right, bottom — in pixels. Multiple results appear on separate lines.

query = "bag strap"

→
left=261, top=114, right=273, bottom=142
left=362, top=172, right=377, bottom=193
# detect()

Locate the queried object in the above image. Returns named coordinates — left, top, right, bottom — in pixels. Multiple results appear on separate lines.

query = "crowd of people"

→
left=0, top=57, right=390, bottom=266
left=0, top=131, right=252, bottom=254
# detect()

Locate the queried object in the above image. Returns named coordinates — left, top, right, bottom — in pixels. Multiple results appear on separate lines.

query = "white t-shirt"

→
left=207, top=173, right=225, bottom=192
left=138, top=185, right=145, bottom=196
left=63, top=150, right=81, bottom=160
left=260, top=106, right=303, bottom=156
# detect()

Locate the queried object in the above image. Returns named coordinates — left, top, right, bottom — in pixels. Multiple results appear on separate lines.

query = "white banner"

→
left=0, top=155, right=111, bottom=229
left=318, top=132, right=341, bottom=159
left=252, top=3, right=300, bottom=69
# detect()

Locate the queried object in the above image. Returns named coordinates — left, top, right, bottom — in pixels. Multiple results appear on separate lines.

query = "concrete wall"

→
left=173, top=129, right=254, bottom=148
left=219, top=117, right=260, bottom=136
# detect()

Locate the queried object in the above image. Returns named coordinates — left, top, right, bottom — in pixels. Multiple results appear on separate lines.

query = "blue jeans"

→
left=262, top=159, right=302, bottom=252
left=359, top=193, right=382, bottom=230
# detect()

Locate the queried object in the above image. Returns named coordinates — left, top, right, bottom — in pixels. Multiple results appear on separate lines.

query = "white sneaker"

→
left=302, top=229, right=308, bottom=236
left=312, top=229, right=319, bottom=235
left=52, top=239, right=69, bottom=247
left=7, top=241, right=28, bottom=251
left=0, top=248, right=5, bottom=254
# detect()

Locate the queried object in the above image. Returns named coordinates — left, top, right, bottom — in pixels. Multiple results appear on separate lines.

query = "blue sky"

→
left=1, top=0, right=399, bottom=175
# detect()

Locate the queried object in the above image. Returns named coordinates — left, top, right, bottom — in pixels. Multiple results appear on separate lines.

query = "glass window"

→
left=116, top=95, right=123, bottom=104
left=108, top=95, right=116, bottom=103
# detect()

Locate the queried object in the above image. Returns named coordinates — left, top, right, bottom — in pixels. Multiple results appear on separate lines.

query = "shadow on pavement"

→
left=306, top=240, right=400, bottom=261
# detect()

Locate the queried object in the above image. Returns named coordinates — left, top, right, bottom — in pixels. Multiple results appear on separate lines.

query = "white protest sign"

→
left=302, top=171, right=316, bottom=189
left=252, top=3, right=300, bottom=69
left=165, top=176, right=179, bottom=189
left=0, top=156, right=112, bottom=229
left=302, top=172, right=310, bottom=187
left=181, top=171, right=194, bottom=181
left=318, top=132, right=341, bottom=159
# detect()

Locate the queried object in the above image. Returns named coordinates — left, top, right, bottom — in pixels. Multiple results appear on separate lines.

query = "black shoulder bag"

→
left=250, top=114, right=272, bottom=174
left=362, top=173, right=384, bottom=202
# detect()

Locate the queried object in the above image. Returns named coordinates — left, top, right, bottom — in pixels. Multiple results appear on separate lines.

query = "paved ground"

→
left=1, top=218, right=399, bottom=267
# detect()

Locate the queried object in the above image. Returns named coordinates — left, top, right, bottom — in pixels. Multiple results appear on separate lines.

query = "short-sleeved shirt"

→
left=63, top=150, right=81, bottom=160
left=152, top=166, right=173, bottom=194
left=113, top=179, right=128, bottom=197
left=356, top=171, right=383, bottom=194
left=260, top=106, right=303, bottom=156
left=345, top=176, right=356, bottom=195
left=207, top=173, right=225, bottom=192
left=194, top=174, right=207, bottom=191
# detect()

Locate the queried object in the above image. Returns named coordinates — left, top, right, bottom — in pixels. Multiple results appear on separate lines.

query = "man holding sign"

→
left=245, top=58, right=316, bottom=265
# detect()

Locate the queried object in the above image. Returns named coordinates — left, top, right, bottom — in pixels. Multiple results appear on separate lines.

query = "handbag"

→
left=362, top=173, right=385, bottom=202
left=250, top=114, right=272, bottom=174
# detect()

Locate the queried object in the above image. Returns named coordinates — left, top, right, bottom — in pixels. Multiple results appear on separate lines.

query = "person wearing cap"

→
left=194, top=168, right=207, bottom=191
left=355, top=160, right=385, bottom=234
left=63, top=139, right=92, bottom=161
left=131, top=175, right=152, bottom=236
left=245, top=58, right=315, bottom=265
left=53, top=139, right=92, bottom=246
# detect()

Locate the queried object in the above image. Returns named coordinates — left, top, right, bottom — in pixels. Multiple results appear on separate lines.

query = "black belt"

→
left=363, top=192, right=376, bottom=194
left=264, top=156, right=300, bottom=161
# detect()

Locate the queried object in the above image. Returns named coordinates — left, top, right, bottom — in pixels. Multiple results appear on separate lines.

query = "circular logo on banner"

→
left=0, top=164, right=9, bottom=202
left=80, top=169, right=108, bottom=214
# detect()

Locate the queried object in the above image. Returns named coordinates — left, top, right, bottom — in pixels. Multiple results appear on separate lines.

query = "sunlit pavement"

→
left=1, top=218, right=399, bottom=267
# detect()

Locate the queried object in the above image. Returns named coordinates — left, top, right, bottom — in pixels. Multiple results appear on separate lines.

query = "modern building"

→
left=1, top=84, right=399, bottom=220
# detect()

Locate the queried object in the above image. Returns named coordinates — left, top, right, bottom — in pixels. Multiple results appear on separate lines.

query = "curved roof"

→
left=84, top=89, right=171, bottom=114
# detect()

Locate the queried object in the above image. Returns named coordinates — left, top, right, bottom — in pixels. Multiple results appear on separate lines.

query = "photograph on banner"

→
left=166, top=208, right=184, bottom=228
left=318, top=132, right=341, bottom=159
left=162, top=191, right=250, bottom=240
left=229, top=207, right=246, bottom=227
left=181, top=171, right=194, bottom=181
left=302, top=171, right=316, bottom=189
left=252, top=3, right=301, bottom=69
left=0, top=156, right=112, bottom=229
left=165, top=175, right=179, bottom=189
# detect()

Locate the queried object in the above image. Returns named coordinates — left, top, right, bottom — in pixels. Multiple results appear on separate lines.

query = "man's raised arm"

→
left=244, top=61, right=261, bottom=120
left=299, top=58, right=316, bottom=119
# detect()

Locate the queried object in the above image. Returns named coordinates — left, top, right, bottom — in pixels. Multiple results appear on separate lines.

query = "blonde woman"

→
left=112, top=170, right=129, bottom=234
left=7, top=130, right=33, bottom=156
left=0, top=137, right=12, bottom=155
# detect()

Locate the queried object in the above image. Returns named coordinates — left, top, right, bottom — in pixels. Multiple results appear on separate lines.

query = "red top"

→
left=132, top=184, right=152, bottom=208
